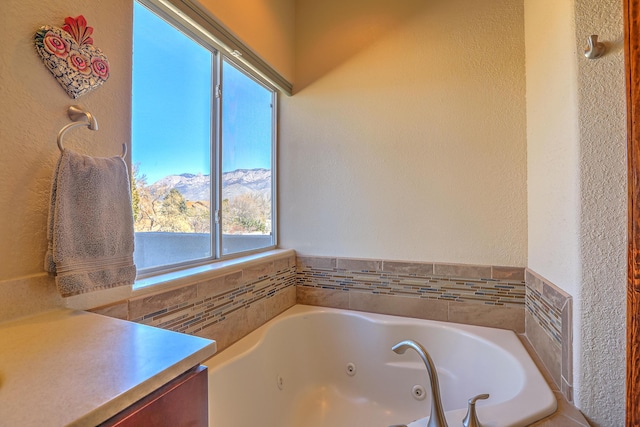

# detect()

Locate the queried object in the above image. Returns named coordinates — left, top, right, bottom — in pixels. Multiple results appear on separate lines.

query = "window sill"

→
left=131, top=248, right=295, bottom=298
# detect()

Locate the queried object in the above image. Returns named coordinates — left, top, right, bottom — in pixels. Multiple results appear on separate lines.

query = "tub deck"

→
left=204, top=305, right=557, bottom=427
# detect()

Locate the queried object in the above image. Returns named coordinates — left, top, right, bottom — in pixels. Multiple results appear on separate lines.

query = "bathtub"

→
left=203, top=305, right=556, bottom=427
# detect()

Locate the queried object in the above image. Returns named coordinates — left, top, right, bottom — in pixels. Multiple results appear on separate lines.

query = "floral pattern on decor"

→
left=34, top=16, right=110, bottom=99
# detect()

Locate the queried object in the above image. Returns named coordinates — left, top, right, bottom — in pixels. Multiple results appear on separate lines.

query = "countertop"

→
left=0, top=309, right=217, bottom=427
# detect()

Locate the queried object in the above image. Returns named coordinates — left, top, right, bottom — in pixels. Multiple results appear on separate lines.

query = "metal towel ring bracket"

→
left=57, top=105, right=127, bottom=158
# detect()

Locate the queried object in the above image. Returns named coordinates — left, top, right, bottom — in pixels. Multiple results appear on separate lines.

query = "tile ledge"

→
left=132, top=249, right=295, bottom=298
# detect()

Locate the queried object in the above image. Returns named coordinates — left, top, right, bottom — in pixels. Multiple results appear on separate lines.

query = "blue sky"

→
left=132, top=2, right=272, bottom=184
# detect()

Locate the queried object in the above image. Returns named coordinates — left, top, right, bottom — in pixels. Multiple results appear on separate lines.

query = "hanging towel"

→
left=45, top=149, right=136, bottom=297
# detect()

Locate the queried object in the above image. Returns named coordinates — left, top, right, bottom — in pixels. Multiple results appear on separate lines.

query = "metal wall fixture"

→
left=56, top=105, right=127, bottom=157
left=345, top=362, right=357, bottom=376
left=584, top=35, right=606, bottom=59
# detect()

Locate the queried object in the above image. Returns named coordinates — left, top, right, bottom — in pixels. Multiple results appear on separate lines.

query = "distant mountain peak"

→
left=147, top=168, right=271, bottom=202
left=180, top=173, right=199, bottom=179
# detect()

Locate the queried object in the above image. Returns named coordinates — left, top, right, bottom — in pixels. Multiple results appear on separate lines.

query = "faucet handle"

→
left=462, top=393, right=490, bottom=427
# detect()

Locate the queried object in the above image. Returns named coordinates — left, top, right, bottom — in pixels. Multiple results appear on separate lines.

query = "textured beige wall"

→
left=196, top=0, right=295, bottom=82
left=525, top=0, right=626, bottom=425
left=0, top=0, right=295, bottom=318
left=0, top=1, right=628, bottom=423
left=280, top=0, right=528, bottom=267
left=574, top=0, right=627, bottom=424
left=0, top=0, right=132, bottom=312
left=525, top=0, right=581, bottom=295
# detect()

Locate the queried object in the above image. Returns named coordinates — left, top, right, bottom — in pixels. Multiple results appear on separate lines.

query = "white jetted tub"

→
left=203, top=305, right=556, bottom=427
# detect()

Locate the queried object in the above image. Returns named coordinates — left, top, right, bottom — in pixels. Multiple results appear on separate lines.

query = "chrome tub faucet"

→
left=391, top=339, right=491, bottom=427
left=392, top=339, right=449, bottom=427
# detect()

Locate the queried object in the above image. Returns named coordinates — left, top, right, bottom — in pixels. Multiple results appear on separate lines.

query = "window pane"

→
left=221, top=60, right=274, bottom=255
left=132, top=2, right=213, bottom=271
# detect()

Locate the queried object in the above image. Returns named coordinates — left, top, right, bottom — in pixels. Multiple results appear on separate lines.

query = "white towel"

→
left=45, top=149, right=136, bottom=297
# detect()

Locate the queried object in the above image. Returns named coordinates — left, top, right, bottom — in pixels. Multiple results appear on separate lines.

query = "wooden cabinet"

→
left=99, top=366, right=208, bottom=427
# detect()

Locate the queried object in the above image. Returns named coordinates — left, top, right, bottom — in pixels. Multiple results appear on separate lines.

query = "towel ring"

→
left=56, top=105, right=127, bottom=158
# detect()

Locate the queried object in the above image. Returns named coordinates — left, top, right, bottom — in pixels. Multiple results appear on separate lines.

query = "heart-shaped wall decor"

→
left=34, top=16, right=110, bottom=99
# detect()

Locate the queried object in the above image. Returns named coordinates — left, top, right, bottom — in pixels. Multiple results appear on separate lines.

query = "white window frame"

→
left=133, top=0, right=279, bottom=279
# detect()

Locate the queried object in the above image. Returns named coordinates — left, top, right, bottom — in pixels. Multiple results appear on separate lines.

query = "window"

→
left=132, top=0, right=276, bottom=276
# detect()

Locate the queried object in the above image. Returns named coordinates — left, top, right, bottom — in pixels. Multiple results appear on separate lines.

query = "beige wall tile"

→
left=245, top=299, right=267, bottom=332
left=525, top=268, right=572, bottom=404
left=525, top=269, right=545, bottom=294
left=518, top=334, right=559, bottom=391
left=520, top=334, right=586, bottom=426
left=381, top=261, right=434, bottom=276
left=243, top=261, right=275, bottom=282
left=492, top=266, right=525, bottom=280
left=198, top=310, right=239, bottom=351
left=265, top=286, right=296, bottom=320
left=525, top=312, right=562, bottom=387
left=543, top=281, right=571, bottom=310
left=297, top=256, right=336, bottom=269
left=197, top=271, right=243, bottom=298
left=336, top=258, right=381, bottom=271
left=287, top=254, right=297, bottom=267
left=449, top=301, right=524, bottom=332
left=349, top=292, right=448, bottom=322
left=274, top=255, right=294, bottom=272
left=90, top=300, right=129, bottom=320
left=296, top=286, right=349, bottom=309
left=434, top=263, right=492, bottom=279
left=129, top=285, right=197, bottom=319
left=198, top=300, right=266, bottom=352
left=562, top=380, right=573, bottom=405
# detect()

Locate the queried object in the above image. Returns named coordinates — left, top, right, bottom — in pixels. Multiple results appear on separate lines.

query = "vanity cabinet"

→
left=98, top=365, right=208, bottom=427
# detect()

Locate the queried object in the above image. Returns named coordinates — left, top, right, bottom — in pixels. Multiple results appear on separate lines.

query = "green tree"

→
left=162, top=188, right=187, bottom=215
left=131, top=165, right=166, bottom=232
left=157, top=188, right=191, bottom=232
left=223, top=192, right=270, bottom=234
left=131, top=163, right=142, bottom=222
left=187, top=201, right=210, bottom=233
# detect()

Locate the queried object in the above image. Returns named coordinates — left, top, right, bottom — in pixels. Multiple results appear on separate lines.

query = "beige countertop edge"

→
left=70, top=344, right=217, bottom=427
left=0, top=309, right=217, bottom=427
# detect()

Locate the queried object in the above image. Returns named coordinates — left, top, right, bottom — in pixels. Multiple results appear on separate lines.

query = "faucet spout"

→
left=392, top=340, right=448, bottom=427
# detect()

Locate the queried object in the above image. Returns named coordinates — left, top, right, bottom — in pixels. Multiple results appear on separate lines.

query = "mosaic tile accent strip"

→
left=296, top=257, right=525, bottom=308
left=524, top=269, right=573, bottom=402
left=526, top=285, right=562, bottom=345
left=131, top=265, right=296, bottom=336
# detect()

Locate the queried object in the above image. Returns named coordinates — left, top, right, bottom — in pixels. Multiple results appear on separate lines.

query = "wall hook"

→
left=584, top=35, right=605, bottom=59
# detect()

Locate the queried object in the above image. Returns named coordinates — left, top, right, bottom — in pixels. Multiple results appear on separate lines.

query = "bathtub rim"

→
left=206, top=304, right=530, bottom=368
left=203, top=304, right=558, bottom=426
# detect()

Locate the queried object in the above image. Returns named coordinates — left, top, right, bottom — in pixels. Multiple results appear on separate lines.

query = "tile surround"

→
left=132, top=264, right=296, bottom=338
left=520, top=336, right=589, bottom=426
left=293, top=255, right=579, bottom=423
left=296, top=255, right=526, bottom=332
left=90, top=251, right=581, bottom=424
left=92, top=252, right=297, bottom=352
left=296, top=255, right=574, bottom=406
left=525, top=269, right=573, bottom=404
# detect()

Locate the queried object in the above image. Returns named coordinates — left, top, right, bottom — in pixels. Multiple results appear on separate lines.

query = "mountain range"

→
left=149, top=168, right=271, bottom=202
